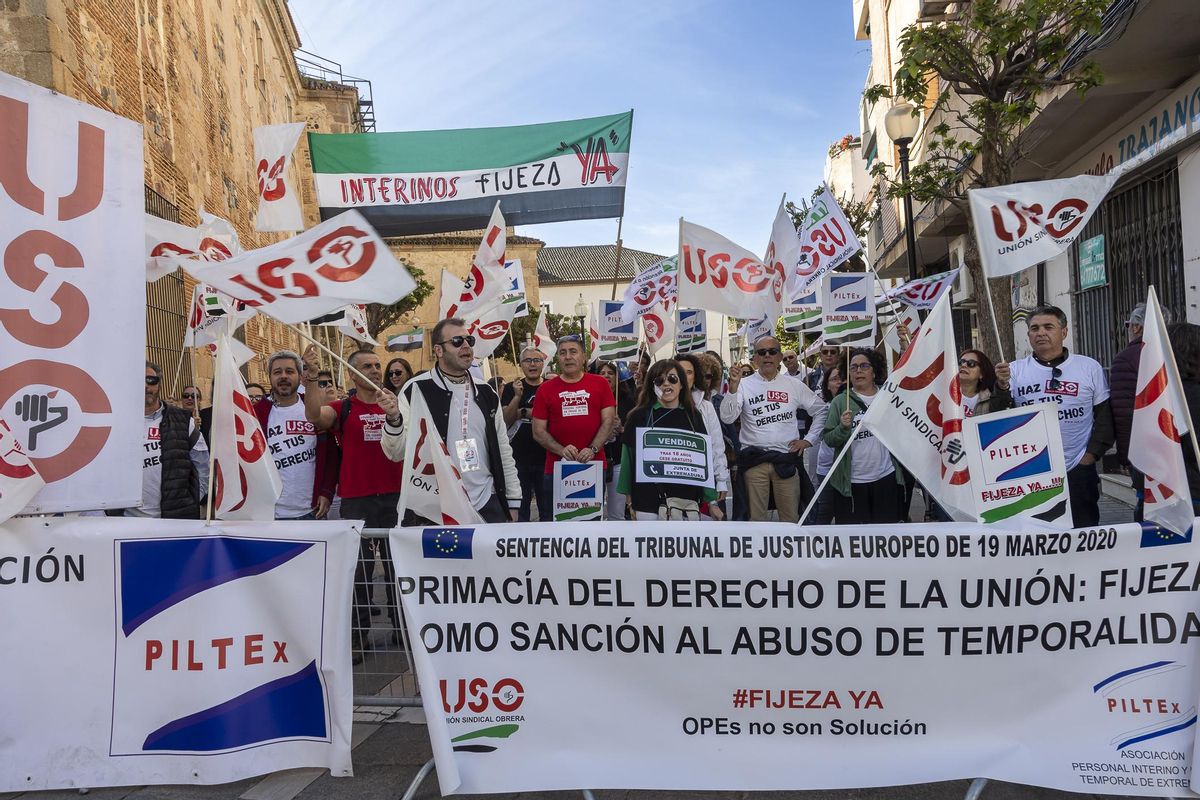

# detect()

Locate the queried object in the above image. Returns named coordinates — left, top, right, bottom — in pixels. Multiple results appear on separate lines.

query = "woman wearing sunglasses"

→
left=617, top=360, right=718, bottom=520
left=384, top=357, right=414, bottom=394
left=956, top=349, right=1011, bottom=417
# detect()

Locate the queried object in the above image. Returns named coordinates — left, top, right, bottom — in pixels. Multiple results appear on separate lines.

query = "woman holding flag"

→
left=617, top=360, right=719, bottom=520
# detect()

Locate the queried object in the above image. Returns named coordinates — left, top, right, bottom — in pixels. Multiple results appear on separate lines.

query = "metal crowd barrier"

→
left=353, top=529, right=420, bottom=708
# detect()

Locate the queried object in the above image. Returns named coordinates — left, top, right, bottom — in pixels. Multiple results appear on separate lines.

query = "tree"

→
left=362, top=258, right=434, bottom=339
left=863, top=0, right=1106, bottom=358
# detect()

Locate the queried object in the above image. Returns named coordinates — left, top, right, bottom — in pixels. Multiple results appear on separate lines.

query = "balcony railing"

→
left=294, top=49, right=376, bottom=133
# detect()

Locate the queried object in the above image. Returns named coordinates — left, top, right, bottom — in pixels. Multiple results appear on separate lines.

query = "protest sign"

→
left=675, top=309, right=707, bottom=354
left=552, top=461, right=603, bottom=521
left=738, top=317, right=773, bottom=347
left=963, top=404, right=1072, bottom=525
left=821, top=273, right=876, bottom=346
left=679, top=220, right=784, bottom=320
left=393, top=519, right=1200, bottom=796
left=782, top=285, right=822, bottom=333
left=309, top=111, right=632, bottom=236
left=620, top=255, right=677, bottom=322
left=597, top=301, right=639, bottom=362
left=634, top=428, right=714, bottom=489
left=502, top=259, right=529, bottom=318
left=253, top=122, right=306, bottom=232
left=0, top=516, right=357, bottom=791
left=969, top=174, right=1118, bottom=278
left=0, top=70, right=143, bottom=514
left=179, top=210, right=417, bottom=323
left=790, top=187, right=863, bottom=296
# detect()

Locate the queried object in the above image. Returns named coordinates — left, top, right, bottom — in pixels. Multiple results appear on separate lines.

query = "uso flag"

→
left=211, top=331, right=281, bottom=520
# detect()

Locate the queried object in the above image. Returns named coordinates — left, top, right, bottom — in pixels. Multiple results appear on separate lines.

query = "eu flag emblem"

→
left=422, top=528, right=474, bottom=559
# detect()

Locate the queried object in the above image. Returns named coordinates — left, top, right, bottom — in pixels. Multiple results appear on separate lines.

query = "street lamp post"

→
left=884, top=102, right=921, bottom=282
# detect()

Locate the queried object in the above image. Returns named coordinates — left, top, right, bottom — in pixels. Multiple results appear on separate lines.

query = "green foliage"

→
left=364, top=259, right=434, bottom=338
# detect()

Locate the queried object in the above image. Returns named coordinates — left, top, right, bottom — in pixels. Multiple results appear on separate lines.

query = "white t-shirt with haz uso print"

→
left=718, top=371, right=826, bottom=453
left=267, top=401, right=317, bottom=519
left=1010, top=351, right=1109, bottom=470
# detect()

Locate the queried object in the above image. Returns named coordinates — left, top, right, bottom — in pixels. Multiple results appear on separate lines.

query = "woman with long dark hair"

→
left=617, top=360, right=718, bottom=520
left=956, top=348, right=1012, bottom=417
left=384, top=357, right=413, bottom=394
left=805, top=363, right=844, bottom=525
left=821, top=348, right=904, bottom=523
left=675, top=352, right=729, bottom=519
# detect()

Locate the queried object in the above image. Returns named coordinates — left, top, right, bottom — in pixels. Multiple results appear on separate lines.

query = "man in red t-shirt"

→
left=532, top=335, right=616, bottom=515
left=303, top=344, right=402, bottom=658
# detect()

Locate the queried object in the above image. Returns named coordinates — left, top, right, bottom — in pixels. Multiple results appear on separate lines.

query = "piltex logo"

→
left=144, top=633, right=289, bottom=671
left=441, top=677, right=526, bottom=754
left=1093, top=661, right=1197, bottom=751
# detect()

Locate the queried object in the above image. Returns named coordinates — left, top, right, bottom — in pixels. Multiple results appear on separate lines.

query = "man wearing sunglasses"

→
left=129, top=362, right=208, bottom=519
left=382, top=318, right=520, bottom=524
left=501, top=347, right=551, bottom=521
left=1010, top=305, right=1114, bottom=526
left=718, top=335, right=826, bottom=523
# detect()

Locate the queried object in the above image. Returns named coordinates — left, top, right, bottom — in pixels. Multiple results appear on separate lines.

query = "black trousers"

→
left=1067, top=461, right=1101, bottom=527
left=341, top=492, right=400, bottom=650
left=833, top=474, right=901, bottom=524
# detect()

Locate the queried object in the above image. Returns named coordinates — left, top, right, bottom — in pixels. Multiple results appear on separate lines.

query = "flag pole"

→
left=171, top=346, right=187, bottom=399
left=508, top=326, right=521, bottom=366
left=608, top=216, right=625, bottom=301
left=287, top=322, right=384, bottom=393
left=983, top=279, right=1007, bottom=363
left=204, top=337, right=221, bottom=525
left=799, top=424, right=855, bottom=525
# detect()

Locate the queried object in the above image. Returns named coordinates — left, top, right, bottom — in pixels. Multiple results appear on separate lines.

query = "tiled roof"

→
left=537, top=245, right=667, bottom=285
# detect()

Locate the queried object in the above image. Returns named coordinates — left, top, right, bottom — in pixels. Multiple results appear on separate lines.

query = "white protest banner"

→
left=587, top=306, right=600, bottom=362
left=254, top=122, right=306, bottom=232
left=634, top=428, right=714, bottom=489
left=466, top=300, right=520, bottom=361
left=764, top=196, right=804, bottom=291
left=0, top=70, right=142, bottom=514
left=675, top=309, right=707, bottom=354
left=211, top=332, right=282, bottom=520
left=0, top=516, right=356, bottom=791
left=398, top=389, right=484, bottom=526
left=860, top=290, right=975, bottom=521
left=439, top=269, right=466, bottom=318
left=790, top=186, right=863, bottom=296
left=179, top=209, right=417, bottom=323
left=444, top=201, right=508, bottom=320
left=969, top=174, right=1118, bottom=278
left=679, top=219, right=784, bottom=320
left=821, top=273, right=876, bottom=346
left=145, top=212, right=245, bottom=282
left=620, top=255, right=678, bottom=322
left=501, top=259, right=529, bottom=318
left=884, top=267, right=961, bottom=310
left=737, top=317, right=773, bottom=347
left=531, top=311, right=556, bottom=362
left=642, top=309, right=675, bottom=356
left=394, top=519, right=1200, bottom=796
left=597, top=300, right=639, bottom=362
left=782, top=285, right=822, bottom=333
left=0, top=415, right=44, bottom=524
left=1130, top=286, right=1195, bottom=536
left=552, top=461, right=603, bottom=520
left=963, top=404, right=1072, bottom=525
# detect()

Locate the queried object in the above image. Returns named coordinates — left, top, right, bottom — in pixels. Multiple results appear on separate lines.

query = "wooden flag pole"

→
left=204, top=337, right=221, bottom=525
left=287, top=322, right=384, bottom=393
left=508, top=326, right=521, bottom=366
left=171, top=346, right=188, bottom=399
left=982, top=278, right=1008, bottom=363
left=609, top=216, right=625, bottom=301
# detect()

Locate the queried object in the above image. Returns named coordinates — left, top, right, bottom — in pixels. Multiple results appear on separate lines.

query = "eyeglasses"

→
left=248, top=394, right=264, bottom=401
left=1048, top=366, right=1063, bottom=391
left=521, top=357, right=544, bottom=364
left=437, top=335, right=476, bottom=348
left=958, top=359, right=979, bottom=368
left=654, top=373, right=681, bottom=387
left=145, top=375, right=160, bottom=386
left=317, top=380, right=332, bottom=388
left=848, top=362, right=873, bottom=371
left=182, top=392, right=199, bottom=399
left=755, top=347, right=780, bottom=357
left=388, top=370, right=407, bottom=377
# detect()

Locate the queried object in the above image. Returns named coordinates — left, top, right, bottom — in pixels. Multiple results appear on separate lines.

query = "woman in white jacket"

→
left=674, top=353, right=730, bottom=520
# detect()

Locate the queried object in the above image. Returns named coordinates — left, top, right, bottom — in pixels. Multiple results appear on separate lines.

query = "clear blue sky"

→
left=288, top=0, right=871, bottom=258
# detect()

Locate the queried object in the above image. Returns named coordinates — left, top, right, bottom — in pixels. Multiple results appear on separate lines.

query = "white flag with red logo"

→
left=466, top=300, right=519, bottom=361
left=588, top=306, right=600, bottom=362
left=1130, top=286, right=1195, bottom=537
left=884, top=267, right=960, bottom=310
left=678, top=219, right=784, bottom=320
left=619, top=256, right=677, bottom=323
left=642, top=309, right=675, bottom=355
left=178, top=210, right=417, bottom=324
left=444, top=202, right=507, bottom=320
left=789, top=187, right=863, bottom=297
left=764, top=196, right=805, bottom=295
left=253, top=122, right=306, bottom=233
left=969, top=174, right=1118, bottom=278
left=531, top=311, right=556, bottom=362
left=210, top=332, right=281, bottom=520
left=0, top=415, right=44, bottom=523
left=145, top=214, right=241, bottom=281
left=398, top=389, right=484, bottom=526
left=860, top=290, right=976, bottom=521
left=311, top=304, right=378, bottom=345
left=438, top=269, right=467, bottom=319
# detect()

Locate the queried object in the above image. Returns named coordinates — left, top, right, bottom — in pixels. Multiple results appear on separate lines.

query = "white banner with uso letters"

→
left=0, top=517, right=358, bottom=791
left=393, top=520, right=1200, bottom=796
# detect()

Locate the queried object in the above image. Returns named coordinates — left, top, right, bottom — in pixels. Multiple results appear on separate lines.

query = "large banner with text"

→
left=0, top=518, right=358, bottom=791
left=393, top=520, right=1200, bottom=796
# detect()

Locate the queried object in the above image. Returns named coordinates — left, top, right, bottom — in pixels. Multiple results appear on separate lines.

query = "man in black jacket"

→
left=130, top=362, right=208, bottom=518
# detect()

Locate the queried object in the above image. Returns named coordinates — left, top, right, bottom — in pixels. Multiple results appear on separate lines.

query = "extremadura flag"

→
left=308, top=111, right=633, bottom=236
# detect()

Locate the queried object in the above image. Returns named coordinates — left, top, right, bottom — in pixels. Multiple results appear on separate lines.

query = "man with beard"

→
left=253, top=350, right=338, bottom=520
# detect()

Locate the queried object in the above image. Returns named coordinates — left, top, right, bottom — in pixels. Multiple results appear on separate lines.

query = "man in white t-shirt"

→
left=254, top=350, right=336, bottom=520
left=129, top=362, right=208, bottom=518
left=719, top=335, right=826, bottom=522
left=1009, top=305, right=1114, bottom=526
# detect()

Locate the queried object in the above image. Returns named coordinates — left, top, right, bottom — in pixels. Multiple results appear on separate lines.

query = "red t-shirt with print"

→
left=530, top=373, right=616, bottom=474
left=330, top=395, right=403, bottom=498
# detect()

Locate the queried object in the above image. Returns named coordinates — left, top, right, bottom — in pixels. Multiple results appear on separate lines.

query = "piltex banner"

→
left=821, top=273, right=876, bottom=346
left=597, top=301, right=639, bottom=363
left=0, top=517, right=357, bottom=791
left=0, top=70, right=143, bottom=514
left=675, top=309, right=707, bottom=354
left=552, top=461, right=603, bottom=521
left=392, top=520, right=1200, bottom=796
left=308, top=111, right=632, bottom=236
